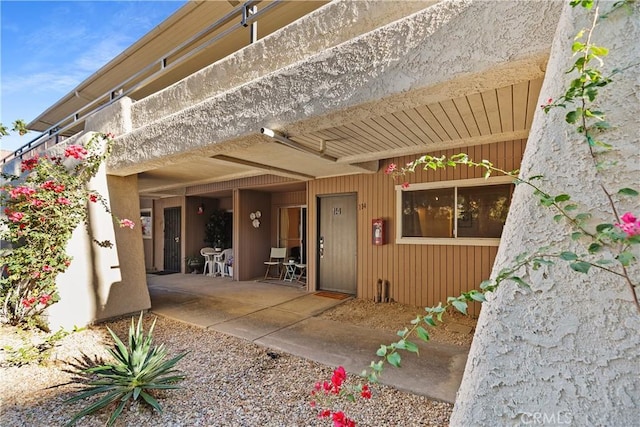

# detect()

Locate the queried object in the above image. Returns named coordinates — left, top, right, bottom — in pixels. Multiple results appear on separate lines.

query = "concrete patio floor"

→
left=147, top=273, right=469, bottom=403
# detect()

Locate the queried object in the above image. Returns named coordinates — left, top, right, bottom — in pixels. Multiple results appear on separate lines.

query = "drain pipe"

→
left=260, top=127, right=338, bottom=162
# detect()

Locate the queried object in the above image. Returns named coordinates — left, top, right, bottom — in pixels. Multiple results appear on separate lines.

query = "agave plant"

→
left=65, top=312, right=187, bottom=426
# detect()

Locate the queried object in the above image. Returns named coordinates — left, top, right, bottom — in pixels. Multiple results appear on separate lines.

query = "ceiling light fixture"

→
left=260, top=127, right=337, bottom=162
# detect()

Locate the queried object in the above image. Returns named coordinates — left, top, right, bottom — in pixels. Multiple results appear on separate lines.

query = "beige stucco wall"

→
left=108, top=0, right=561, bottom=177
left=451, top=2, right=640, bottom=425
left=46, top=132, right=149, bottom=329
left=46, top=99, right=150, bottom=329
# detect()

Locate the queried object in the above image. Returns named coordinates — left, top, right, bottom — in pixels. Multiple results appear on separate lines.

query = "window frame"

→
left=395, top=176, right=515, bottom=246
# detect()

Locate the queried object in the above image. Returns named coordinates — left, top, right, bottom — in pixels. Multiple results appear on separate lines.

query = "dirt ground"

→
left=318, top=298, right=478, bottom=347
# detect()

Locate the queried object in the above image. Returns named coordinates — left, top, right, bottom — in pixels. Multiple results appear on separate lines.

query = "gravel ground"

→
left=0, top=300, right=470, bottom=426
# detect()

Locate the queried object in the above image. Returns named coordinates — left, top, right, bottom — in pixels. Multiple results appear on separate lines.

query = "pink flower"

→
left=384, top=163, right=397, bottom=175
left=119, top=219, right=135, bottom=229
left=56, top=197, right=71, bottom=205
left=42, top=265, right=53, bottom=272
left=401, top=182, right=410, bottom=189
left=615, top=212, right=640, bottom=237
left=31, top=198, right=44, bottom=207
left=64, top=144, right=88, bottom=159
left=8, top=211, right=24, bottom=223
left=9, top=186, right=36, bottom=199
left=621, top=212, right=637, bottom=224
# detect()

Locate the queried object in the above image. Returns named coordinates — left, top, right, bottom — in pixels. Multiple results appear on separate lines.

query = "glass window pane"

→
left=401, top=188, right=455, bottom=237
left=457, top=184, right=512, bottom=238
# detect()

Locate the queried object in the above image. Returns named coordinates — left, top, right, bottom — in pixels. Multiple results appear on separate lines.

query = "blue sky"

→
left=1, top=0, right=186, bottom=153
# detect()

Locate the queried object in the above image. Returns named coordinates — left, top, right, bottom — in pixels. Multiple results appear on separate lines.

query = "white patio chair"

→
left=216, top=248, right=233, bottom=277
left=264, top=247, right=287, bottom=280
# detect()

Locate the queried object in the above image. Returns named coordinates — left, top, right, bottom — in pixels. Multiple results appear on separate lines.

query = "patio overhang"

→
left=102, top=0, right=561, bottom=195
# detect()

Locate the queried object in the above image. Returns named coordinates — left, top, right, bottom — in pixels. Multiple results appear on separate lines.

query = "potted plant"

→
left=226, top=255, right=234, bottom=277
left=184, top=255, right=203, bottom=274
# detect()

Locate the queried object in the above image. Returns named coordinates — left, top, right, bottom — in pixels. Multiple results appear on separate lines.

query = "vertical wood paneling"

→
left=305, top=140, right=525, bottom=312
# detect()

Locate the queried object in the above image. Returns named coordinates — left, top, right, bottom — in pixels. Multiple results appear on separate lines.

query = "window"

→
left=396, top=177, right=514, bottom=246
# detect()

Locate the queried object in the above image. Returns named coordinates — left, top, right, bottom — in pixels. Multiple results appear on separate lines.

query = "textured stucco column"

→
left=451, top=3, right=640, bottom=426
left=47, top=98, right=150, bottom=329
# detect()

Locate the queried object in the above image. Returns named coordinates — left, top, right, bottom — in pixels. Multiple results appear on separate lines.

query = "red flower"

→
left=319, top=409, right=331, bottom=418
left=360, top=384, right=371, bottom=399
left=89, top=193, right=98, bottom=203
left=64, top=144, right=88, bottom=159
left=331, top=366, right=347, bottom=390
left=20, top=157, right=39, bottom=172
left=41, top=180, right=56, bottom=191
left=39, top=294, right=52, bottom=305
left=401, top=182, right=410, bottom=189
left=42, top=265, right=53, bottom=272
left=31, top=198, right=44, bottom=207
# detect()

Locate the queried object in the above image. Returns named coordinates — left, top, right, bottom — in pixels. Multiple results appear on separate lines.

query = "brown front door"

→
left=317, top=194, right=357, bottom=294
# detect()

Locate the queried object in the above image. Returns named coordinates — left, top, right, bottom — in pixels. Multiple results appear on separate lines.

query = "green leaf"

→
left=397, top=327, right=408, bottom=338
left=376, top=345, right=388, bottom=357
left=387, top=352, right=401, bottom=368
left=554, top=194, right=571, bottom=202
left=423, top=315, right=437, bottom=327
left=479, top=279, right=494, bottom=290
left=617, top=252, right=636, bottom=267
left=618, top=188, right=639, bottom=196
left=553, top=214, right=564, bottom=222
left=564, top=204, right=578, bottom=211
left=595, top=258, right=614, bottom=265
left=571, top=232, right=584, bottom=240
left=591, top=46, right=609, bottom=57
left=560, top=251, right=578, bottom=261
left=451, top=300, right=468, bottom=315
left=596, top=223, right=614, bottom=233
left=575, top=213, right=592, bottom=222
left=570, top=261, right=591, bottom=273
left=510, top=276, right=531, bottom=290
left=469, top=291, right=486, bottom=302
left=416, top=326, right=430, bottom=342
left=565, top=110, right=579, bottom=124
left=404, top=340, right=419, bottom=354
left=571, top=41, right=585, bottom=52
left=587, top=243, right=602, bottom=254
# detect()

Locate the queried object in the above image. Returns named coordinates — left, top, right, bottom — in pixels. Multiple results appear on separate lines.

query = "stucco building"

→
left=3, top=1, right=639, bottom=424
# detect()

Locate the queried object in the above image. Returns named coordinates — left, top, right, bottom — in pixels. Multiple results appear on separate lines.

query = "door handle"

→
left=319, top=236, right=324, bottom=258
left=174, top=236, right=180, bottom=243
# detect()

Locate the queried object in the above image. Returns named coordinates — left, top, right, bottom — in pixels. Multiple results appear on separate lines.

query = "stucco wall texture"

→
left=108, top=0, right=561, bottom=176
left=451, top=3, right=640, bottom=425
